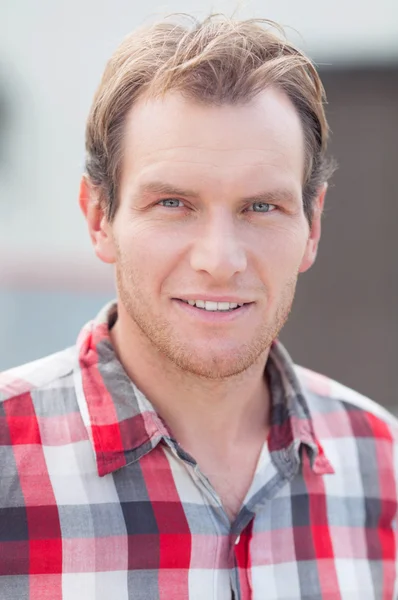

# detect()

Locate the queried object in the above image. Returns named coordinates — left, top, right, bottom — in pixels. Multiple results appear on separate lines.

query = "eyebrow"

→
left=134, top=181, right=298, bottom=205
left=135, top=181, right=200, bottom=200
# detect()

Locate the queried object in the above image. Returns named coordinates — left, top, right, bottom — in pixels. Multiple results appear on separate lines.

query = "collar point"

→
left=312, top=454, right=335, bottom=476
left=96, top=454, right=127, bottom=477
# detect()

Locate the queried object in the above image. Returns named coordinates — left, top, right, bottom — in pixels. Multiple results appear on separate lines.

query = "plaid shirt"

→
left=0, top=302, right=397, bottom=600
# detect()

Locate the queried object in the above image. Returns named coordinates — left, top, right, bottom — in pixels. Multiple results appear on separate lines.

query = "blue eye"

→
left=159, top=199, right=184, bottom=208
left=250, top=202, right=275, bottom=213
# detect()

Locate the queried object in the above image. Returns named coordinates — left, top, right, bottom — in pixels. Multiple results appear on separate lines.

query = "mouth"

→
left=173, top=298, right=253, bottom=312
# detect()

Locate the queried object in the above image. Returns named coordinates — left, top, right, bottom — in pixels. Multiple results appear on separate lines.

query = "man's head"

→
left=80, top=14, right=335, bottom=379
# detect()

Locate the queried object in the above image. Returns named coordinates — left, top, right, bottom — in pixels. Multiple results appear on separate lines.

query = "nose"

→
left=189, top=211, right=247, bottom=281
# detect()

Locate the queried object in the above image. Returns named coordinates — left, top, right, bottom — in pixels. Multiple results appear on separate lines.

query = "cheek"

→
left=121, top=211, right=191, bottom=247
left=255, top=226, right=308, bottom=280
left=115, top=216, right=157, bottom=259
left=115, top=219, right=188, bottom=285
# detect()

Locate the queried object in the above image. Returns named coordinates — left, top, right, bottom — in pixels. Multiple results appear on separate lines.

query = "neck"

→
left=110, top=309, right=272, bottom=454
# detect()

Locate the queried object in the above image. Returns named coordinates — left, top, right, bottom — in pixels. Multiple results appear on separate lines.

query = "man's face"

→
left=92, top=88, right=323, bottom=379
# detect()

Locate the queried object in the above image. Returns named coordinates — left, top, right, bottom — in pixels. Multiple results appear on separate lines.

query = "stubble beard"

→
left=116, top=260, right=297, bottom=381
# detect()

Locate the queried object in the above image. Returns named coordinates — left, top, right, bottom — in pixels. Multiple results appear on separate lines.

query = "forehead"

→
left=120, top=89, right=305, bottom=192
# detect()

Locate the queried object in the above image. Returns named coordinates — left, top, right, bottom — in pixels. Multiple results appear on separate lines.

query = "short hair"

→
left=85, top=14, right=336, bottom=225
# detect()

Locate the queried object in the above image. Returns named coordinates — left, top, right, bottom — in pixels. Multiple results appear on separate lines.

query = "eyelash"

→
left=158, top=199, right=277, bottom=213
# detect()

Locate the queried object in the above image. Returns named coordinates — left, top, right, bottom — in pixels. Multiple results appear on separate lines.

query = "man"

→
left=0, top=14, right=397, bottom=600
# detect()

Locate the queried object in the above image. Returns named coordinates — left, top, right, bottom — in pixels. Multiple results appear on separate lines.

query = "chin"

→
left=167, top=345, right=264, bottom=380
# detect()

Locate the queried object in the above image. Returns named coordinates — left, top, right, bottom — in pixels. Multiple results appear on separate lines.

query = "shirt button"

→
left=235, top=535, right=240, bottom=545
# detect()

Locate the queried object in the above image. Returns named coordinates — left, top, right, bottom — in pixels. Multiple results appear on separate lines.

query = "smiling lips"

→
left=178, top=299, right=249, bottom=311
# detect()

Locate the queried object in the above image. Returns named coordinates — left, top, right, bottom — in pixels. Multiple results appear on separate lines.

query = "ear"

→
left=299, top=183, right=327, bottom=274
left=79, top=175, right=116, bottom=264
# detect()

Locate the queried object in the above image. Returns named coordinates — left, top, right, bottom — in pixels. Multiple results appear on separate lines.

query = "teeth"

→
left=204, top=301, right=218, bottom=311
left=217, top=302, right=231, bottom=311
left=182, top=299, right=244, bottom=311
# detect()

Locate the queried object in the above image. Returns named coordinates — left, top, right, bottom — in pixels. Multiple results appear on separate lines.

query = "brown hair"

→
left=85, top=14, right=336, bottom=225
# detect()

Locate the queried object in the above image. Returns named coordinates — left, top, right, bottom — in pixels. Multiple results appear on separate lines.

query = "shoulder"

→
left=0, top=346, right=77, bottom=404
left=294, top=364, right=398, bottom=440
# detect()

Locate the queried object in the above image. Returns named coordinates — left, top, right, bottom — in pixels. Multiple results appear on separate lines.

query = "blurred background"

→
left=1, top=0, right=397, bottom=414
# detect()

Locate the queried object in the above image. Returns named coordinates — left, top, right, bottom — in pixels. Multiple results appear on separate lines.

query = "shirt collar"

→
left=266, top=342, right=334, bottom=478
left=75, top=301, right=334, bottom=478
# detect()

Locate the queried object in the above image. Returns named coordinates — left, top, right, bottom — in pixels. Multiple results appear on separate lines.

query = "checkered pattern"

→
left=0, top=301, right=397, bottom=599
